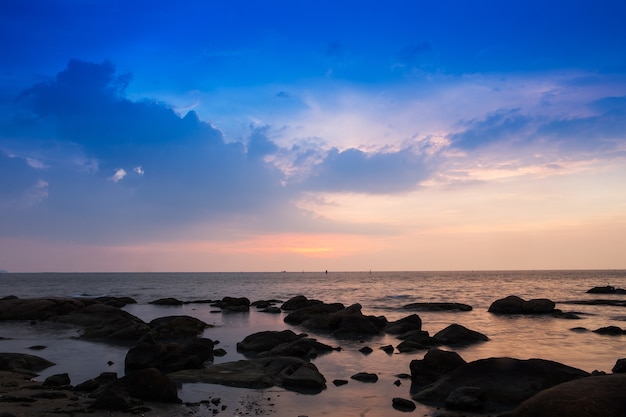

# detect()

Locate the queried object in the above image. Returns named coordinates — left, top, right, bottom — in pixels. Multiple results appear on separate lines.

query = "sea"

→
left=1, top=270, right=626, bottom=417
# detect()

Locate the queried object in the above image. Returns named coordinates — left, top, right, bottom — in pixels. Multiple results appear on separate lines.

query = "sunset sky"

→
left=1, top=0, right=625, bottom=272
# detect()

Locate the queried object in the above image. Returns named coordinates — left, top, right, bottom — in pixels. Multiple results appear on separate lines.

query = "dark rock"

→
left=237, top=330, right=335, bottom=358
left=28, top=345, right=46, bottom=350
left=148, top=315, right=210, bottom=339
left=402, top=302, right=472, bottom=312
left=333, top=379, right=349, bottom=386
left=612, top=358, right=626, bottom=373
left=359, top=346, right=373, bottom=354
left=75, top=372, right=118, bottom=392
left=410, top=348, right=467, bottom=388
left=125, top=337, right=214, bottom=373
left=394, top=379, right=401, bottom=386
left=149, top=297, right=183, bottom=306
left=593, top=325, right=625, bottom=335
left=445, top=386, right=485, bottom=410
left=32, top=390, right=68, bottom=399
left=432, top=323, right=489, bottom=346
left=169, top=356, right=326, bottom=393
left=350, top=372, right=378, bottom=383
left=59, top=302, right=151, bottom=340
left=384, top=314, right=422, bottom=334
left=260, top=307, right=282, bottom=314
left=412, top=357, right=589, bottom=411
left=392, top=397, right=416, bottom=412
left=93, top=296, right=137, bottom=307
left=504, top=374, right=626, bottom=417
left=281, top=295, right=324, bottom=311
left=488, top=295, right=556, bottom=314
left=212, top=296, right=250, bottom=312
left=560, top=299, right=626, bottom=307
left=123, top=367, right=181, bottom=403
left=396, top=330, right=434, bottom=352
left=327, top=304, right=387, bottom=339
left=213, top=348, right=227, bottom=357
left=0, top=352, right=55, bottom=375
left=43, top=372, right=71, bottom=387
left=380, top=345, right=394, bottom=354
left=283, top=302, right=345, bottom=327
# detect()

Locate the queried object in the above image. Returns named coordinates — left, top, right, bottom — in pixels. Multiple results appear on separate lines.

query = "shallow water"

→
left=1, top=270, right=626, bottom=416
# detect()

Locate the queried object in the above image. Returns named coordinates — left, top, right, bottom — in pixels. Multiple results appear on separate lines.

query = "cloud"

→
left=298, top=145, right=432, bottom=194
left=110, top=168, right=126, bottom=182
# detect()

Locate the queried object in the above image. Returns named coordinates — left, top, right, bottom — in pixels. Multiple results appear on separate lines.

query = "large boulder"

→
left=410, top=348, right=466, bottom=388
left=327, top=304, right=387, bottom=339
left=236, top=330, right=336, bottom=358
left=148, top=315, right=210, bottom=340
left=384, top=314, right=422, bottom=334
left=432, top=324, right=489, bottom=346
left=503, top=374, right=626, bottom=417
left=488, top=295, right=556, bottom=314
left=413, top=357, right=589, bottom=411
left=0, top=352, right=55, bottom=375
left=211, top=296, right=250, bottom=312
left=125, top=338, right=214, bottom=373
left=283, top=302, right=345, bottom=327
left=169, top=356, right=326, bottom=393
left=90, top=368, right=180, bottom=410
left=281, top=295, right=324, bottom=311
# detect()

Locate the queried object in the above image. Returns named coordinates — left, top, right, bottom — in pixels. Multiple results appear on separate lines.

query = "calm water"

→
left=1, top=270, right=626, bottom=416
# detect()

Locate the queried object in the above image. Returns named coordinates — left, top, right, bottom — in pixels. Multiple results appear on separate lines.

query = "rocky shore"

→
left=1, top=290, right=626, bottom=416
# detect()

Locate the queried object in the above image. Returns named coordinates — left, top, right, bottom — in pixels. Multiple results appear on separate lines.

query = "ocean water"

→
left=1, top=270, right=626, bottom=416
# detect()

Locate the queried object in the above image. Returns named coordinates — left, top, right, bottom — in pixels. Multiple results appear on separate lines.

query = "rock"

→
left=260, top=307, right=282, bottom=314
left=402, top=302, right=472, bottom=312
left=412, top=357, right=589, bottom=411
left=149, top=297, right=183, bottom=306
left=392, top=397, right=416, bottom=412
left=593, top=325, right=625, bottom=335
left=148, top=315, right=210, bottom=339
left=0, top=352, right=55, bottom=375
left=212, top=296, right=251, bottom=312
left=503, top=374, right=626, bottom=417
left=169, top=356, right=326, bottom=393
left=281, top=295, right=324, bottom=311
left=327, top=304, right=387, bottom=339
left=123, top=367, right=181, bottom=403
left=488, top=295, right=556, bottom=314
left=380, top=345, right=394, bottom=354
left=93, top=296, right=137, bottom=307
left=75, top=372, right=118, bottom=392
left=396, top=330, right=435, bottom=352
left=445, top=386, right=485, bottom=410
left=283, top=302, right=345, bottom=327
left=410, top=348, right=467, bottom=388
left=351, top=372, right=378, bottom=383
left=612, top=358, right=626, bottom=373
left=60, top=302, right=151, bottom=340
left=125, top=338, right=214, bottom=373
left=43, top=372, right=71, bottom=387
left=432, top=324, right=489, bottom=346
left=333, top=379, right=349, bottom=386
left=359, top=346, right=373, bottom=354
left=237, top=330, right=335, bottom=358
left=384, top=314, right=422, bottom=334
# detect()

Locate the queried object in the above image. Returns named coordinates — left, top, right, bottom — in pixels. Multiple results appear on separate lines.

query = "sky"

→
left=1, top=0, right=625, bottom=272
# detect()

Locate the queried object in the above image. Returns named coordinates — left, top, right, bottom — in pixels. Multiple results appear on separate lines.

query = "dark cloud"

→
left=299, top=146, right=431, bottom=194
left=0, top=60, right=290, bottom=242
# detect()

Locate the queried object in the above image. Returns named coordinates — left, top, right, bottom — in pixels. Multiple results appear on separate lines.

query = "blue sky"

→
left=1, top=0, right=625, bottom=272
